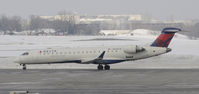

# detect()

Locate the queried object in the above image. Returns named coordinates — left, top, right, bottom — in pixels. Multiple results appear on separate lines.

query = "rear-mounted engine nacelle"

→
left=124, top=45, right=145, bottom=54
left=136, top=45, right=145, bottom=53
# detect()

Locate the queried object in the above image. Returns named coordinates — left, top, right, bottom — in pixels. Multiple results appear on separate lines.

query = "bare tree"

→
left=0, top=15, right=22, bottom=33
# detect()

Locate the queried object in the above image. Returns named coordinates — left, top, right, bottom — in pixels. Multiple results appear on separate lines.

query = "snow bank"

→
left=131, top=29, right=159, bottom=37
left=131, top=29, right=189, bottom=39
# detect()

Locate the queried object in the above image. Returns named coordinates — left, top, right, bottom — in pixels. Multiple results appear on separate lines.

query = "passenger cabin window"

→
left=22, top=52, right=29, bottom=56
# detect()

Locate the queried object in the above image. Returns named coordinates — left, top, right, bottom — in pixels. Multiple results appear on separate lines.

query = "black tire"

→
left=98, top=64, right=103, bottom=70
left=23, top=67, right=26, bottom=70
left=105, top=65, right=110, bottom=70
left=22, top=64, right=26, bottom=70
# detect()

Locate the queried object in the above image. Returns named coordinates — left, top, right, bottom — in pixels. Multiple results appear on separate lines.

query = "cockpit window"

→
left=22, top=52, right=29, bottom=56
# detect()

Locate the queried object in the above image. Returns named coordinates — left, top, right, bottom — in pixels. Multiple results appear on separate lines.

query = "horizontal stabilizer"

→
left=162, top=28, right=181, bottom=34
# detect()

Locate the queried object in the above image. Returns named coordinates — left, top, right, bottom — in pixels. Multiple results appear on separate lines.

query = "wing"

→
left=80, top=51, right=105, bottom=64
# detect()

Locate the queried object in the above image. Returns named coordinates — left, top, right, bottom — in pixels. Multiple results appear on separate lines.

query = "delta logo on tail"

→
left=151, top=28, right=181, bottom=47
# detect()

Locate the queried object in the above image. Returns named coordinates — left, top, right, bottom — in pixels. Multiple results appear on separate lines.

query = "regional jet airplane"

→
left=15, top=28, right=181, bottom=70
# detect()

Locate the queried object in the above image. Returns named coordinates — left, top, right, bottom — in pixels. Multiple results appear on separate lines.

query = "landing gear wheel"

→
left=22, top=64, right=26, bottom=70
left=105, top=65, right=110, bottom=70
left=98, top=64, right=103, bottom=70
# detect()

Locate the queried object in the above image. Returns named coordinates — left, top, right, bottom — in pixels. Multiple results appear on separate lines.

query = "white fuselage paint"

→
left=15, top=45, right=169, bottom=65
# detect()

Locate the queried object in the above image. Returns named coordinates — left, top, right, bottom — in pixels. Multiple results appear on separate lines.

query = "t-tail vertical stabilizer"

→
left=151, top=28, right=181, bottom=47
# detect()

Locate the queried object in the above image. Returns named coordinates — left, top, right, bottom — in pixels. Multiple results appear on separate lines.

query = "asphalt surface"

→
left=1, top=69, right=199, bottom=94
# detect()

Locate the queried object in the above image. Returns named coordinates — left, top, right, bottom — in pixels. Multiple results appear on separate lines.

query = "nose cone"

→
left=166, top=48, right=172, bottom=53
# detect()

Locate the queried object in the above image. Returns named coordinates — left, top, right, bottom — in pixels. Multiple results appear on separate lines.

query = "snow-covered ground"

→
left=0, top=30, right=198, bottom=69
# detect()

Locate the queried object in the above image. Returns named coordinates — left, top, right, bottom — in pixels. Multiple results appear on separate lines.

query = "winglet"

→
left=98, top=51, right=105, bottom=59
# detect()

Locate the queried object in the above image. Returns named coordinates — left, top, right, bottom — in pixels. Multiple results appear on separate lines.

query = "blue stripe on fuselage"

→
left=52, top=59, right=126, bottom=64
left=103, top=60, right=126, bottom=64
left=26, top=59, right=126, bottom=65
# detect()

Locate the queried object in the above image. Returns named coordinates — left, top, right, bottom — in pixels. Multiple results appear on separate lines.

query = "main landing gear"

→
left=97, top=64, right=110, bottom=70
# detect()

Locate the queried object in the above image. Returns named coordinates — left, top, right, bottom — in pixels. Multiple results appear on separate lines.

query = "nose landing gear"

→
left=21, top=64, right=26, bottom=70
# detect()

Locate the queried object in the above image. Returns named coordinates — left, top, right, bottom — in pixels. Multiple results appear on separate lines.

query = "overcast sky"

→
left=0, top=0, right=198, bottom=20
